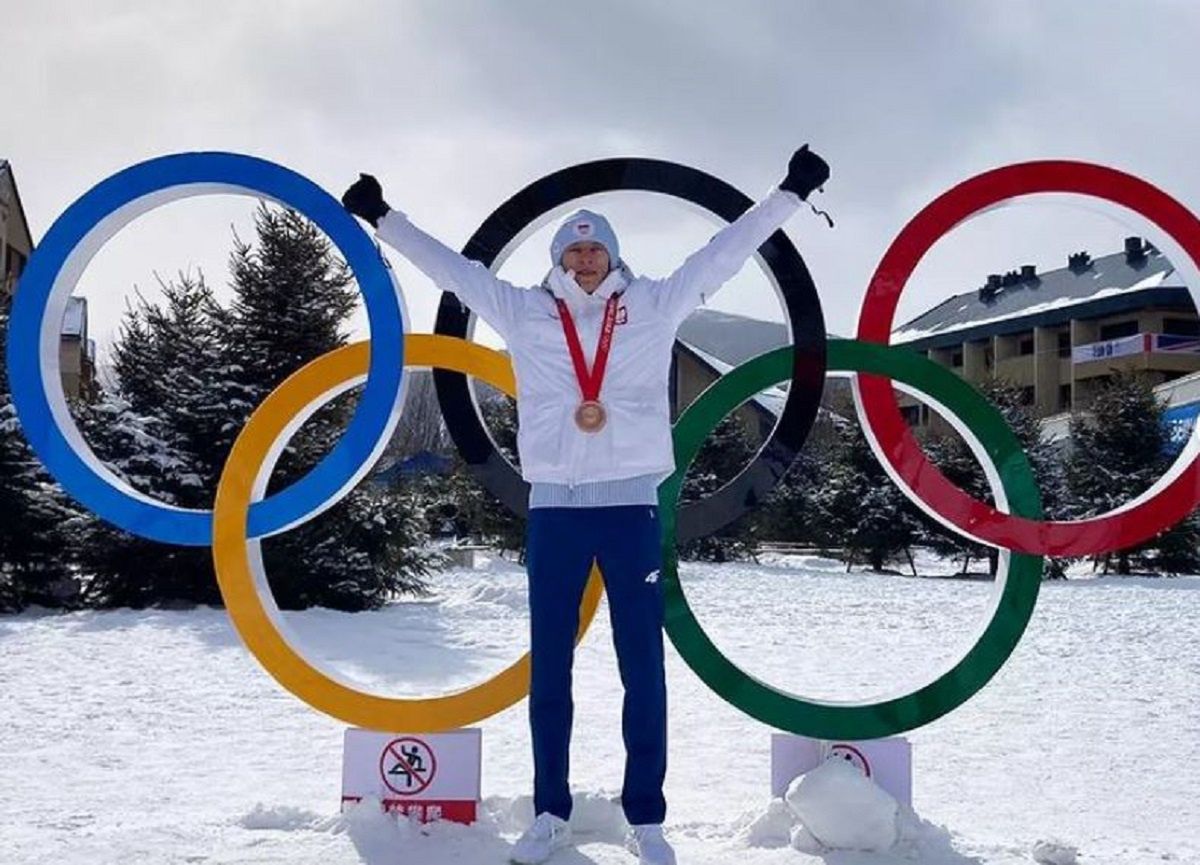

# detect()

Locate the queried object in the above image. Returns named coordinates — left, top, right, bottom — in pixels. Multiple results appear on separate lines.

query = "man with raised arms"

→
left=342, top=145, right=829, bottom=865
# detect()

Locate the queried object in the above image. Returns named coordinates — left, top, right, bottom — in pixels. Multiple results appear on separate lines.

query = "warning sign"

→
left=342, top=728, right=482, bottom=825
left=770, top=734, right=911, bottom=807
left=828, top=743, right=872, bottom=777
left=380, top=737, right=438, bottom=796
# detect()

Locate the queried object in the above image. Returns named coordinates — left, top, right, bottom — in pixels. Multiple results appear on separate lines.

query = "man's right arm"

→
left=374, top=210, right=526, bottom=338
left=342, top=173, right=525, bottom=337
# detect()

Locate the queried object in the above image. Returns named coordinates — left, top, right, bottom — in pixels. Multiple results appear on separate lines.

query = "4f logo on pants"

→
left=645, top=570, right=659, bottom=584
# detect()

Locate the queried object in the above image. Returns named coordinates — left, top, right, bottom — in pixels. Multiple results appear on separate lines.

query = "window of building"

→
left=900, top=405, right=920, bottom=426
left=1019, top=337, right=1034, bottom=356
left=1059, top=384, right=1072, bottom=411
left=951, top=350, right=963, bottom=367
left=1099, top=320, right=1138, bottom=340
left=1058, top=331, right=1071, bottom=358
left=1020, top=386, right=1035, bottom=406
left=1163, top=317, right=1200, bottom=336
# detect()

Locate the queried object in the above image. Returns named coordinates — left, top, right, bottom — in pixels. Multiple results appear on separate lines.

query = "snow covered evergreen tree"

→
left=422, top=394, right=524, bottom=556
left=756, top=444, right=823, bottom=545
left=756, top=407, right=847, bottom=547
left=72, top=393, right=217, bottom=606
left=920, top=378, right=1068, bottom=577
left=1065, top=370, right=1200, bottom=575
left=0, top=294, right=83, bottom=611
left=77, top=205, right=436, bottom=608
left=679, top=413, right=760, bottom=562
left=223, top=204, right=436, bottom=607
left=69, top=273, right=241, bottom=607
left=809, top=399, right=922, bottom=573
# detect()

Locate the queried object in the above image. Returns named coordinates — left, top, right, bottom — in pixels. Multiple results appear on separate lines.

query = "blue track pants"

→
left=525, top=505, right=667, bottom=825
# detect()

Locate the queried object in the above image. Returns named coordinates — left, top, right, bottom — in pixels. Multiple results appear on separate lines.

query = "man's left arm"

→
left=649, top=146, right=829, bottom=325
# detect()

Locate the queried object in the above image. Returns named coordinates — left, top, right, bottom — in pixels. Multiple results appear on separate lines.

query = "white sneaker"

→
left=510, top=812, right=572, bottom=864
left=629, top=823, right=677, bottom=865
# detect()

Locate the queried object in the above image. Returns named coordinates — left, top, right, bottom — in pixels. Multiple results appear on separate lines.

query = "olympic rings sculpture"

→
left=8, top=152, right=1200, bottom=737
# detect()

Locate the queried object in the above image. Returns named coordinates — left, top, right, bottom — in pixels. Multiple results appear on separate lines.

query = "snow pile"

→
left=1032, top=839, right=1080, bottom=865
left=238, top=803, right=333, bottom=831
left=786, top=758, right=899, bottom=851
left=739, top=797, right=796, bottom=849
left=337, top=796, right=512, bottom=864
left=743, top=757, right=961, bottom=859
left=332, top=792, right=630, bottom=865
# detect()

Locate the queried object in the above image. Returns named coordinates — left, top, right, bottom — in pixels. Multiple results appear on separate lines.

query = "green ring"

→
left=661, top=339, right=1044, bottom=738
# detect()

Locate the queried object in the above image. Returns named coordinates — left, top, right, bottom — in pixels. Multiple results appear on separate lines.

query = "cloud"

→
left=5, top=0, right=1200, bottom=356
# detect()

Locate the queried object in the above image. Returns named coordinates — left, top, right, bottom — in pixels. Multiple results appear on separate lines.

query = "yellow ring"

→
left=212, top=334, right=604, bottom=731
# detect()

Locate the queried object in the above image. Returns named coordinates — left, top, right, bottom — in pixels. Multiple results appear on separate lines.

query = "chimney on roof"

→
left=979, top=273, right=1002, bottom=302
left=1020, top=264, right=1037, bottom=282
left=1124, top=236, right=1147, bottom=264
left=1068, top=251, right=1091, bottom=272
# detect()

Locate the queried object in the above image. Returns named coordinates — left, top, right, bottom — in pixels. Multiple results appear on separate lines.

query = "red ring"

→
left=855, top=161, right=1200, bottom=556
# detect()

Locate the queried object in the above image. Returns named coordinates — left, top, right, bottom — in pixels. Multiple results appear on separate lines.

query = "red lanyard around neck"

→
left=554, top=292, right=622, bottom=402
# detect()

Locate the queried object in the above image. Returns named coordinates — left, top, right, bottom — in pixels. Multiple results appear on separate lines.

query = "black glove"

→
left=780, top=145, right=830, bottom=201
left=341, top=173, right=391, bottom=228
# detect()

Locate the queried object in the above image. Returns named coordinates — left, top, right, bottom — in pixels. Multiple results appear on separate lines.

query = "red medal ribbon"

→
left=555, top=292, right=623, bottom=403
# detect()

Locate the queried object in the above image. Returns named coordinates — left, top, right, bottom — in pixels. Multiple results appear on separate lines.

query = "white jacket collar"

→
left=545, top=264, right=631, bottom=306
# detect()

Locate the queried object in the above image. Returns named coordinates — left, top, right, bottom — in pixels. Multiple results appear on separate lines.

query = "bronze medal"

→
left=574, top=399, right=607, bottom=433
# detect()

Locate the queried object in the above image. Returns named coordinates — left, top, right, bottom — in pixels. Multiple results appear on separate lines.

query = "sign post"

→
left=342, top=728, right=482, bottom=823
left=770, top=734, right=912, bottom=808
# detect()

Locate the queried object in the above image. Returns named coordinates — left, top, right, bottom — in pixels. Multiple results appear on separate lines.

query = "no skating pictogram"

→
left=379, top=736, right=438, bottom=796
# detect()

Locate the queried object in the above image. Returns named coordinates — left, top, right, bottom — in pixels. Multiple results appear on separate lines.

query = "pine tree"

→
left=71, top=273, right=239, bottom=607
left=756, top=442, right=824, bottom=545
left=421, top=394, right=525, bottom=556
left=1065, top=370, right=1200, bottom=575
left=809, top=405, right=922, bottom=573
left=223, top=204, right=436, bottom=607
left=77, top=204, right=436, bottom=608
left=920, top=378, right=1068, bottom=577
left=72, top=393, right=217, bottom=607
left=678, top=414, right=761, bottom=562
left=0, top=294, right=82, bottom=610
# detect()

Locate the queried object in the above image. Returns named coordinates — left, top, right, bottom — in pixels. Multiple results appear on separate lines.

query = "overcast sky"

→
left=6, top=0, right=1200, bottom=361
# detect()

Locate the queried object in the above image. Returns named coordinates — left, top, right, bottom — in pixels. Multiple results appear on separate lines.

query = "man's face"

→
left=561, top=241, right=611, bottom=293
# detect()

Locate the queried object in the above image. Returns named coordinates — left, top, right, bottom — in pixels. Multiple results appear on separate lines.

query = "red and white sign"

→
left=770, top=734, right=912, bottom=807
left=342, top=728, right=482, bottom=824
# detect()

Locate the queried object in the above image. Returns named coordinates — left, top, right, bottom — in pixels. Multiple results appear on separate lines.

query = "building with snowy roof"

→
left=1, top=159, right=96, bottom=399
left=1, top=159, right=33, bottom=300
left=891, top=237, right=1199, bottom=426
left=673, top=308, right=792, bottom=436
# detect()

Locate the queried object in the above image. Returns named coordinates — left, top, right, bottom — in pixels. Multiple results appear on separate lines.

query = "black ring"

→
left=433, top=158, right=826, bottom=543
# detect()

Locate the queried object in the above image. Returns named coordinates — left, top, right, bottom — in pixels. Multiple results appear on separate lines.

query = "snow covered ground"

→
left=1, top=554, right=1197, bottom=864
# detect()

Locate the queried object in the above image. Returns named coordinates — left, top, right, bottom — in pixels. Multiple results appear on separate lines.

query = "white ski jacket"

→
left=375, top=187, right=802, bottom=486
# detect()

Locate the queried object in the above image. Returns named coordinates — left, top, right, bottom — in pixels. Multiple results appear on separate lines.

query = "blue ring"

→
left=6, top=152, right=405, bottom=545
